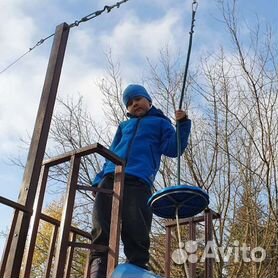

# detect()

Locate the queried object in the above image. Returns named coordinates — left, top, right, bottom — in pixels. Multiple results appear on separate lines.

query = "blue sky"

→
left=0, top=0, right=277, bottom=254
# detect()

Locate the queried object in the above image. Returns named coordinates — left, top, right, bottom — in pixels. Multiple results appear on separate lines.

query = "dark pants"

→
left=90, top=174, right=153, bottom=278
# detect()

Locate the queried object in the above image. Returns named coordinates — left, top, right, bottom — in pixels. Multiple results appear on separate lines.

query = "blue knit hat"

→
left=122, top=84, right=152, bottom=108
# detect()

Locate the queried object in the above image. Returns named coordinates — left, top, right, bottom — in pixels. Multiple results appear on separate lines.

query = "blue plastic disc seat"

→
left=148, top=185, right=209, bottom=219
left=112, top=263, right=163, bottom=278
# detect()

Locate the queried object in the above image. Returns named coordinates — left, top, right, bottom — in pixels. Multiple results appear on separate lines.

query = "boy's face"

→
left=127, top=96, right=151, bottom=117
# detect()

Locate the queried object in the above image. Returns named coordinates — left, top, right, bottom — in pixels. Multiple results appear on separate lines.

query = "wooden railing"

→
left=0, top=143, right=125, bottom=278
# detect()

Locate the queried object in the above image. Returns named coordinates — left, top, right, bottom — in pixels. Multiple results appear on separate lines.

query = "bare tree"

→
left=13, top=1, right=277, bottom=276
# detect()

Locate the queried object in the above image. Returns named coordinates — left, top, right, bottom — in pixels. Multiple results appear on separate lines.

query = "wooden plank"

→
left=52, top=155, right=81, bottom=277
left=0, top=210, right=19, bottom=277
left=43, top=143, right=125, bottom=167
left=83, top=251, right=91, bottom=278
left=205, top=209, right=214, bottom=278
left=22, top=165, right=49, bottom=277
left=43, top=225, right=58, bottom=278
left=106, top=165, right=125, bottom=278
left=189, top=220, right=197, bottom=278
left=65, top=233, right=76, bottom=278
left=40, top=213, right=92, bottom=239
left=165, top=209, right=220, bottom=228
left=0, top=196, right=31, bottom=214
left=165, top=226, right=171, bottom=278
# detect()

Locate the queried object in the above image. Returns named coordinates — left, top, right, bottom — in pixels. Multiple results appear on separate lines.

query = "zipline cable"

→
left=177, top=0, right=198, bottom=185
left=0, top=34, right=55, bottom=75
left=0, top=0, right=129, bottom=75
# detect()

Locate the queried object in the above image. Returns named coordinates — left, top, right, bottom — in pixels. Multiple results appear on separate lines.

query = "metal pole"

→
left=1, top=22, right=69, bottom=278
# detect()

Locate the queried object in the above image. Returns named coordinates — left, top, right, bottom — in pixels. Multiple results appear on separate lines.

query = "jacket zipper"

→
left=125, top=118, right=142, bottom=165
left=149, top=144, right=156, bottom=170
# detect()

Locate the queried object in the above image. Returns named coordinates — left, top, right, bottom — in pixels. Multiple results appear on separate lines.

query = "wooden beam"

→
left=106, top=165, right=125, bottom=278
left=2, top=22, right=69, bottom=278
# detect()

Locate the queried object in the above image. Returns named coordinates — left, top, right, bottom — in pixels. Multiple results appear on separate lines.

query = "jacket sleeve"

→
left=91, top=125, right=123, bottom=187
left=160, top=119, right=191, bottom=157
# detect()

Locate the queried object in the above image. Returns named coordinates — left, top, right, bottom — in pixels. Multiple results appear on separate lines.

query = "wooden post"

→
left=106, top=165, right=125, bottom=278
left=22, top=165, right=49, bottom=277
left=165, top=226, right=172, bottom=278
left=205, top=209, right=213, bottom=278
left=52, top=155, right=81, bottom=277
left=1, top=22, right=69, bottom=278
left=189, top=219, right=196, bottom=278
left=43, top=225, right=59, bottom=278
left=65, top=232, right=77, bottom=278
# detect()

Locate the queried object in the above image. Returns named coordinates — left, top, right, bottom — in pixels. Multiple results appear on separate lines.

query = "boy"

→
left=90, top=84, right=191, bottom=277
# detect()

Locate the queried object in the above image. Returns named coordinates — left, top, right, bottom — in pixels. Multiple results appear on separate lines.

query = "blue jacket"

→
left=92, top=106, right=191, bottom=187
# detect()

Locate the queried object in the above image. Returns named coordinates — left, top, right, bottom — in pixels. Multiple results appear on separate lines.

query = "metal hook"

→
left=192, top=0, right=198, bottom=12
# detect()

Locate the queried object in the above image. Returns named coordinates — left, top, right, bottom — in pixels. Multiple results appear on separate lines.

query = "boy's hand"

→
left=175, top=110, right=188, bottom=121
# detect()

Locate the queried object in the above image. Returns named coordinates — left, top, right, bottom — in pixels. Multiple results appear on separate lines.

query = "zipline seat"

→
left=148, top=185, right=209, bottom=219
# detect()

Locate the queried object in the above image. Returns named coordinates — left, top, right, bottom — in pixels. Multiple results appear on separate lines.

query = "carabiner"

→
left=192, top=0, right=198, bottom=12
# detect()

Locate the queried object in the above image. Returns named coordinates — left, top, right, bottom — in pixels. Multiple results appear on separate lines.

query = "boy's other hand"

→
left=175, top=110, right=188, bottom=121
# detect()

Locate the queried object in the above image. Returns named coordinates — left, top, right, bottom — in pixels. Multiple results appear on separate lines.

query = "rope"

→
left=177, top=0, right=198, bottom=185
left=176, top=207, right=190, bottom=277
left=0, top=0, right=130, bottom=75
